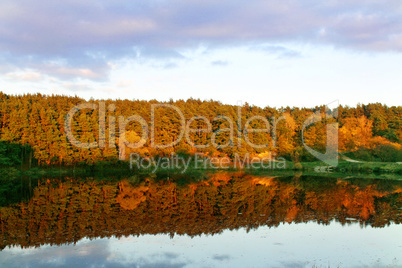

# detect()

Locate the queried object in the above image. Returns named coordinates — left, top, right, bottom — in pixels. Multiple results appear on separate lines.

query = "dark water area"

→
left=1, top=172, right=402, bottom=267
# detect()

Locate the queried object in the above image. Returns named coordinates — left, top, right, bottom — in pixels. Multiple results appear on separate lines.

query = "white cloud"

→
left=5, top=71, right=43, bottom=81
left=54, top=67, right=102, bottom=79
left=116, top=79, right=133, bottom=88
left=62, top=82, right=92, bottom=92
left=210, top=60, right=229, bottom=66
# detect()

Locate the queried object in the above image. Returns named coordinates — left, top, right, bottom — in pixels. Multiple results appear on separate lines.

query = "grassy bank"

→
left=288, top=160, right=402, bottom=174
left=1, top=159, right=402, bottom=181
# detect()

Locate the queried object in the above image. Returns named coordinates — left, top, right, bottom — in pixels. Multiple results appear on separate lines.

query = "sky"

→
left=1, top=0, right=402, bottom=108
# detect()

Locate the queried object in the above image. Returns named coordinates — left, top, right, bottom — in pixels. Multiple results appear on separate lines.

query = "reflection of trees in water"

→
left=1, top=173, right=402, bottom=250
left=116, top=181, right=149, bottom=210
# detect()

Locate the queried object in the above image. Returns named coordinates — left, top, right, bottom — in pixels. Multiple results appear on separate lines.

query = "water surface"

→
left=1, top=173, right=401, bottom=267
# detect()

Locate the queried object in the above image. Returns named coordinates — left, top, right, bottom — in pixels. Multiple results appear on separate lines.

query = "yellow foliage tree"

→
left=339, top=116, right=373, bottom=151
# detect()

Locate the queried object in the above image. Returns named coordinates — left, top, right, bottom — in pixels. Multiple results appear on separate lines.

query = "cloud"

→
left=50, top=66, right=104, bottom=80
left=116, top=79, right=133, bottom=88
left=162, top=252, right=180, bottom=259
left=0, top=239, right=189, bottom=268
left=0, top=239, right=113, bottom=268
left=5, top=72, right=43, bottom=81
left=251, top=45, right=303, bottom=58
left=212, top=254, right=231, bottom=261
left=211, top=60, right=229, bottom=66
left=62, top=82, right=93, bottom=92
left=274, top=261, right=309, bottom=268
left=0, top=0, right=402, bottom=81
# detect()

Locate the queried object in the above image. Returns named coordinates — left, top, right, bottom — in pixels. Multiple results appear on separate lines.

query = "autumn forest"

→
left=0, top=92, right=401, bottom=167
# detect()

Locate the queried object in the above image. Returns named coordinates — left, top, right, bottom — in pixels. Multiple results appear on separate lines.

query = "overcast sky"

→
left=1, top=0, right=402, bottom=107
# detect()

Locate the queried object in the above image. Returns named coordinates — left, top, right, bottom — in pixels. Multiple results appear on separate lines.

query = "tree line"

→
left=0, top=92, right=401, bottom=165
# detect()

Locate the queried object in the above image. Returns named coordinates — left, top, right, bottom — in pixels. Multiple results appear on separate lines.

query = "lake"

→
left=0, top=172, right=401, bottom=267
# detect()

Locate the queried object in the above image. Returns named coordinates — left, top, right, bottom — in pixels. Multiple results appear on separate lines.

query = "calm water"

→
left=1, top=172, right=401, bottom=267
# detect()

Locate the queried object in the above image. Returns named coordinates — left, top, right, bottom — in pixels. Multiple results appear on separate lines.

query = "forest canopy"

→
left=0, top=92, right=401, bottom=165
